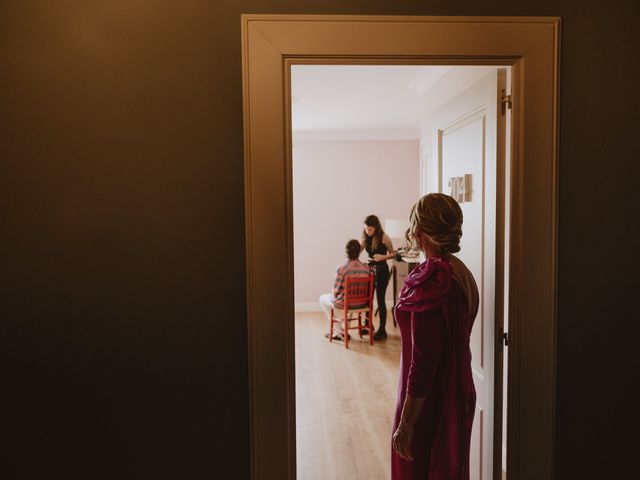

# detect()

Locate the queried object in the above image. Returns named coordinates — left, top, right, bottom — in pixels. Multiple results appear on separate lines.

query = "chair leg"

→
left=329, top=308, right=334, bottom=343
left=344, top=310, right=349, bottom=349
left=358, top=313, right=362, bottom=338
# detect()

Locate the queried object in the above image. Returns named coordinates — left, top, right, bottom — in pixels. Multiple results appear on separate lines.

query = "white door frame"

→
left=241, top=15, right=560, bottom=480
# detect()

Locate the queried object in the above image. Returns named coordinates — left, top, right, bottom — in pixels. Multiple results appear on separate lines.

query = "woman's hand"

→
left=373, top=253, right=387, bottom=262
left=392, top=424, right=414, bottom=461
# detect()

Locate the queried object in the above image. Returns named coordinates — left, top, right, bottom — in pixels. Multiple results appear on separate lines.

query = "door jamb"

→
left=241, top=15, right=560, bottom=480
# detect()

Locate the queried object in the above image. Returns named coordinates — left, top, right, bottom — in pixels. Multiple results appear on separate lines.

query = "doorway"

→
left=292, top=64, right=510, bottom=479
left=242, top=15, right=559, bottom=480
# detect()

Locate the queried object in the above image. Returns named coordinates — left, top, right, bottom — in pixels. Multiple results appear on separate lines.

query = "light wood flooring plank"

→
left=295, top=311, right=401, bottom=480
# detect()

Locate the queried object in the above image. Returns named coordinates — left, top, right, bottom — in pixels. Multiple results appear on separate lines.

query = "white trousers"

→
left=319, top=293, right=348, bottom=331
left=319, top=293, right=334, bottom=321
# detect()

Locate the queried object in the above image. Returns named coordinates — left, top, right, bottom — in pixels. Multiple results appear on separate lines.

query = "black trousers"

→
left=374, top=263, right=390, bottom=331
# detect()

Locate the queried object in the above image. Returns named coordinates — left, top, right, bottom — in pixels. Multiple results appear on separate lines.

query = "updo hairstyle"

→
left=406, top=193, right=463, bottom=254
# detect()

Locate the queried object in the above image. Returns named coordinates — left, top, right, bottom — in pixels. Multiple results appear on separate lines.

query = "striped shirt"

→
left=332, top=259, right=371, bottom=309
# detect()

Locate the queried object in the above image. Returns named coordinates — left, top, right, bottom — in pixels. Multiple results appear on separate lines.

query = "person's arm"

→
left=392, top=308, right=446, bottom=460
left=332, top=267, right=344, bottom=300
left=392, top=394, right=426, bottom=461
left=373, top=234, right=395, bottom=262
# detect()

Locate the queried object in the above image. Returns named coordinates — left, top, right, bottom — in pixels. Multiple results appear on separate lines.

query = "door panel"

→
left=434, top=70, right=505, bottom=480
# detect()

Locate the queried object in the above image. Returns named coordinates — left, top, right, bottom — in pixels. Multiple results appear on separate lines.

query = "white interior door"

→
left=433, top=69, right=506, bottom=480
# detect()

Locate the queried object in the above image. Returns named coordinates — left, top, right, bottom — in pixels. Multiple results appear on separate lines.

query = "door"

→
left=433, top=69, right=506, bottom=480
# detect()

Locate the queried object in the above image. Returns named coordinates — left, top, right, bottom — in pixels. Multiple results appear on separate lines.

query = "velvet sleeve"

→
left=407, top=307, right=446, bottom=397
left=396, top=259, right=451, bottom=313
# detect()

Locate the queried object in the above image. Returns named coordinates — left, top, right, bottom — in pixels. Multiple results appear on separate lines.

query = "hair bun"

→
left=431, top=225, right=462, bottom=253
left=407, top=193, right=464, bottom=254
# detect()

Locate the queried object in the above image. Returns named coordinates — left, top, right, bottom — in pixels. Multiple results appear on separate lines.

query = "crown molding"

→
left=292, top=129, right=420, bottom=141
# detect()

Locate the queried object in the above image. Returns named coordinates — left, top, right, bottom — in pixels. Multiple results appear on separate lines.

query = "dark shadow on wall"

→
left=0, top=1, right=638, bottom=479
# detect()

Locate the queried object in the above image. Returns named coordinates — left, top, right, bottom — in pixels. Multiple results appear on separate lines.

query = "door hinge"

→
left=497, top=327, right=509, bottom=349
left=501, top=89, right=512, bottom=115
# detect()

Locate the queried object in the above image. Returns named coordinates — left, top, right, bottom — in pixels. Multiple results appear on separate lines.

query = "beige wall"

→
left=293, top=139, right=419, bottom=306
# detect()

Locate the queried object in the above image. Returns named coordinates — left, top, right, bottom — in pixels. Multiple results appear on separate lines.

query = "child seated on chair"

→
left=320, top=239, right=370, bottom=340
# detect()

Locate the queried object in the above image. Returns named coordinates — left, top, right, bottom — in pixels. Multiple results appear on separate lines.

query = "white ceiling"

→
left=291, top=65, right=498, bottom=140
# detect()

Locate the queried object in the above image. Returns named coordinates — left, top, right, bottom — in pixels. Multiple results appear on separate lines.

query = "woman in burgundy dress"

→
left=391, top=193, right=479, bottom=480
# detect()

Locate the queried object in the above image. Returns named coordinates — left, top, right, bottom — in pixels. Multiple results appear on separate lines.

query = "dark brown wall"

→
left=1, top=1, right=637, bottom=479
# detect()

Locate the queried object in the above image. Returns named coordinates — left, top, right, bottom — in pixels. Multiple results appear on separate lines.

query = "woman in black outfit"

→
left=362, top=214, right=396, bottom=340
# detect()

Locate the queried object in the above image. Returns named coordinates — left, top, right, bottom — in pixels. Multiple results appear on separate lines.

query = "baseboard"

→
left=295, top=302, right=321, bottom=312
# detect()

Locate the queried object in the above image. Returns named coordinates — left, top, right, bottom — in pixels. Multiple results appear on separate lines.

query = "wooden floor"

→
left=295, top=311, right=401, bottom=480
left=295, top=311, right=509, bottom=480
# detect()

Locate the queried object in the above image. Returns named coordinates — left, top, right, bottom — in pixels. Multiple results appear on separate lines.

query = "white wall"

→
left=293, top=139, right=419, bottom=308
left=418, top=66, right=499, bottom=195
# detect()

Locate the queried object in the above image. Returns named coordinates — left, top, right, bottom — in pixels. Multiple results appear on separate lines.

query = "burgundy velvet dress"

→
left=392, top=256, right=479, bottom=480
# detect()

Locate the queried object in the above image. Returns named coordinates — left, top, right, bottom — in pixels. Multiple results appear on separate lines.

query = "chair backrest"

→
left=344, top=274, right=374, bottom=309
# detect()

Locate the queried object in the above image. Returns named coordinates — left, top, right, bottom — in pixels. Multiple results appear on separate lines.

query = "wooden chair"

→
left=329, top=274, right=374, bottom=349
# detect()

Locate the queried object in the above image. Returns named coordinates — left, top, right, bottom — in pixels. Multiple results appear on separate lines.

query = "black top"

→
left=364, top=234, right=390, bottom=268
